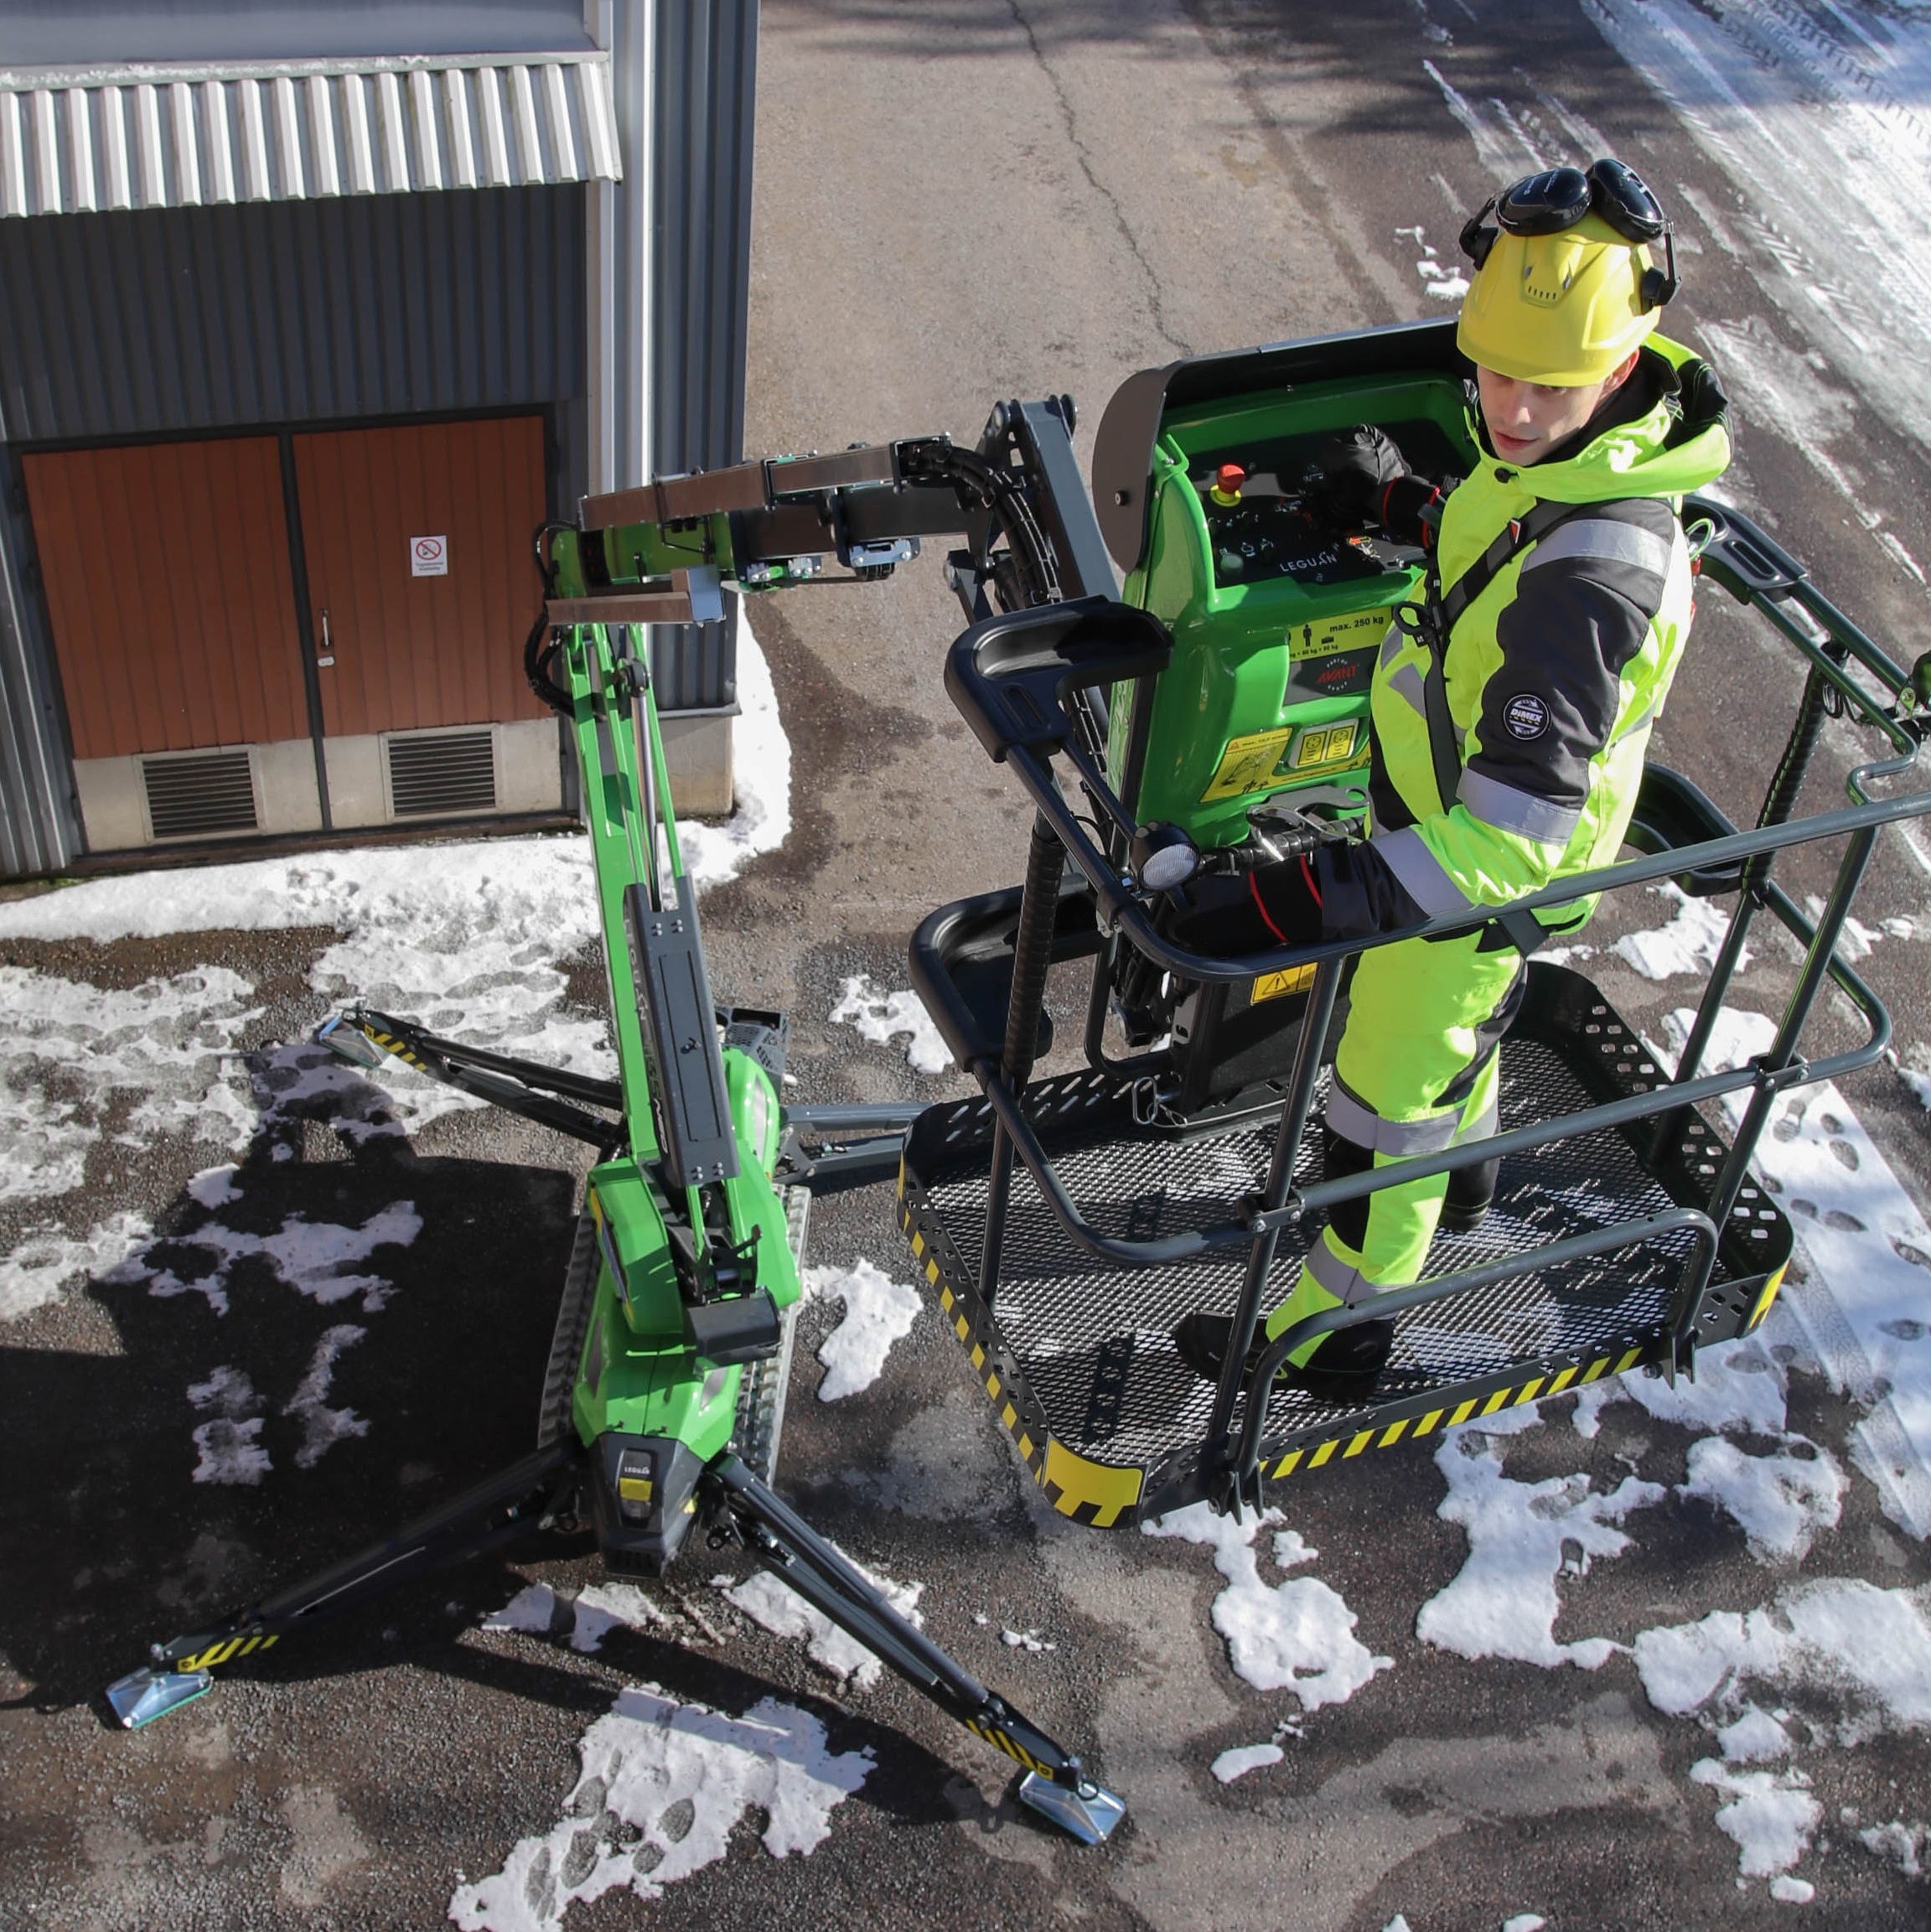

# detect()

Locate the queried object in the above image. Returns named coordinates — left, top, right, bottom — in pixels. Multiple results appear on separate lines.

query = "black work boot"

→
left=1171, top=1312, right=1259, bottom=1385
left=1439, top=1155, right=1500, bottom=1234
left=1170, top=1310, right=1395, bottom=1396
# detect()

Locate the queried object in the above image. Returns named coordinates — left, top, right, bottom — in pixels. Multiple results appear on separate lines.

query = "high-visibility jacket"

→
left=1318, top=336, right=1732, bottom=937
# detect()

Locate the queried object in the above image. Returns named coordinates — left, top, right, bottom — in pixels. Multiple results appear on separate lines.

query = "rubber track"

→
left=536, top=1209, right=598, bottom=1448
left=733, top=1187, right=809, bottom=1484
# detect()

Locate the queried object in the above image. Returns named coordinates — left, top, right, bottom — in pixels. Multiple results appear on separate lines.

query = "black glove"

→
left=1167, top=857, right=1324, bottom=957
left=1302, top=425, right=1407, bottom=531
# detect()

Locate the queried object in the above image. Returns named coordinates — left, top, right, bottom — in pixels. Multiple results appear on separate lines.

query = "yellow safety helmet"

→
left=1456, top=162, right=1677, bottom=386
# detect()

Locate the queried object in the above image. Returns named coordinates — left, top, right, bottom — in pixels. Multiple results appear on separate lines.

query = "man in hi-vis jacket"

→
left=1174, top=160, right=1732, bottom=1390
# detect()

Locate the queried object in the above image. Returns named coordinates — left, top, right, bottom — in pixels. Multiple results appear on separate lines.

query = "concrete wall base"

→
left=73, top=718, right=570, bottom=851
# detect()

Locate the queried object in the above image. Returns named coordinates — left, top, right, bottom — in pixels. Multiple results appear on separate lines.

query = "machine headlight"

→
left=1130, top=822, right=1201, bottom=893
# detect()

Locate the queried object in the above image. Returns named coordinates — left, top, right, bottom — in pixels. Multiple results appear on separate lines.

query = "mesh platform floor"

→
left=921, top=1041, right=1712, bottom=1471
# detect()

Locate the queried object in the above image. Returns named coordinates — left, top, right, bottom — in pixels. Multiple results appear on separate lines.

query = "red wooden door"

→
left=292, top=417, right=551, bottom=738
left=24, top=438, right=308, bottom=759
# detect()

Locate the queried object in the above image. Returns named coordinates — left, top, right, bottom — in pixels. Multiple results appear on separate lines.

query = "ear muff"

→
left=1458, top=197, right=1499, bottom=269
left=1638, top=227, right=1680, bottom=312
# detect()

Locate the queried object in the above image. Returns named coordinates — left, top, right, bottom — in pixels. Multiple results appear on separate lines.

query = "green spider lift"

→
left=107, top=319, right=1931, bottom=1846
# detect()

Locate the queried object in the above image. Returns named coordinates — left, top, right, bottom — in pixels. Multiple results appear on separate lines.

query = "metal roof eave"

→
left=0, top=49, right=619, bottom=215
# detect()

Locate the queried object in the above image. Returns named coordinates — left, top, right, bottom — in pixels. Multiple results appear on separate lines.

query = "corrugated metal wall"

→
left=0, top=184, right=583, bottom=439
left=637, top=0, right=758, bottom=714
left=0, top=524, right=68, bottom=876
left=0, top=183, right=585, bottom=873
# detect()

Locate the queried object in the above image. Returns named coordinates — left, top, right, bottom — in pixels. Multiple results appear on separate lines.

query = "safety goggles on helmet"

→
left=1460, top=158, right=1678, bottom=311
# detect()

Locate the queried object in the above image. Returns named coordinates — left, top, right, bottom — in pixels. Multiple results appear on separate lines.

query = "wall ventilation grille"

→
left=387, top=730, right=497, bottom=818
left=142, top=751, right=257, bottom=841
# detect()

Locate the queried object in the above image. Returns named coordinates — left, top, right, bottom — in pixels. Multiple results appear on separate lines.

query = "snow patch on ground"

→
left=1210, top=1742, right=1283, bottom=1783
left=484, top=1584, right=561, bottom=1636
left=1655, top=1007, right=1931, bottom=1541
left=1860, top=1817, right=1928, bottom=1878
left=1571, top=1333, right=1789, bottom=1440
left=187, top=1163, right=241, bottom=1209
left=1681, top=1435, right=1846, bottom=1562
left=1897, top=1047, right=1931, bottom=1112
left=827, top=975, right=953, bottom=1075
left=187, top=1365, right=271, bottom=1485
left=1571, top=1331, right=1844, bottom=1561
left=0, top=1211, right=151, bottom=1321
left=801, top=1257, right=921, bottom=1401
left=1613, top=883, right=1748, bottom=980
left=1633, top=1577, right=1931, bottom=1733
left=569, top=1582, right=674, bottom=1654
left=1001, top=1626, right=1055, bottom=1653
left=134, top=1200, right=423, bottom=1317
left=287, top=1323, right=370, bottom=1468
left=448, top=1681, right=871, bottom=1932
left=1398, top=224, right=1469, bottom=300
left=1143, top=1503, right=1391, bottom=1709
left=1691, top=1758, right=1821, bottom=1879
left=251, top=1041, right=408, bottom=1147
left=1416, top=1421, right=1664, bottom=1668
left=0, top=963, right=259, bottom=1204
left=1717, top=1702, right=1792, bottom=1764
left=725, top=1558, right=922, bottom=1689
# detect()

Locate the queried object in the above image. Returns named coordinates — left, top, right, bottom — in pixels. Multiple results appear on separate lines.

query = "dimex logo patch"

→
left=1504, top=692, right=1550, bottom=740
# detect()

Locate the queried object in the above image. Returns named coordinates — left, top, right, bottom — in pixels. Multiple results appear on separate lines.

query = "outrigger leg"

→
left=106, top=1439, right=583, bottom=1728
left=705, top=1453, right=1126, bottom=1844
left=105, top=1443, right=1126, bottom=1844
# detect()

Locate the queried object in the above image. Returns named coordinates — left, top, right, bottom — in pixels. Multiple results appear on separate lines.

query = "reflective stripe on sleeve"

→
left=1457, top=769, right=1583, bottom=846
left=1519, top=516, right=1674, bottom=583
left=1372, top=826, right=1475, bottom=917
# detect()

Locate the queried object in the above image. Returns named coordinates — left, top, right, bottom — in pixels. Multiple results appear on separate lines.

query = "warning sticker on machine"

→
left=1202, top=727, right=1292, bottom=802
left=1286, top=605, right=1390, bottom=658
left=1251, top=963, right=1316, bottom=1003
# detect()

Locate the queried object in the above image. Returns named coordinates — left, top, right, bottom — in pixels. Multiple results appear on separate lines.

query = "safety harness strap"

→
left=1415, top=497, right=1592, bottom=820
left=1411, top=495, right=1608, bottom=960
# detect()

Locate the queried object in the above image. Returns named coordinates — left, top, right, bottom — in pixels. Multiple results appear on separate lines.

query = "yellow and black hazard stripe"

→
left=1264, top=1349, right=1651, bottom=1479
left=360, top=1023, right=423, bottom=1072
left=171, top=1632, right=277, bottom=1673
left=901, top=1151, right=1793, bottom=1520
left=898, top=1162, right=1145, bottom=1530
left=963, top=1717, right=1055, bottom=1777
left=1743, top=1261, right=1789, bottom=1333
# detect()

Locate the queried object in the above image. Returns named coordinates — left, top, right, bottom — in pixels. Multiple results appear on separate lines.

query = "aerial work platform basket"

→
left=894, top=328, right=1931, bottom=1525
left=899, top=964, right=1785, bottom=1526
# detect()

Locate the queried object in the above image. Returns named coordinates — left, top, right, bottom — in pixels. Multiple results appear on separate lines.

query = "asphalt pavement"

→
left=3, top=3, right=1930, bottom=1929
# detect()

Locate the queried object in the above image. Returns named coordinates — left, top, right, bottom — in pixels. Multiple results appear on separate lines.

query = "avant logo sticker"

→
left=1504, top=692, right=1550, bottom=741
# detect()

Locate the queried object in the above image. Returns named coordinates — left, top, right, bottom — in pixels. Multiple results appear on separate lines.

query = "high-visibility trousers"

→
left=1265, top=926, right=1525, bottom=1360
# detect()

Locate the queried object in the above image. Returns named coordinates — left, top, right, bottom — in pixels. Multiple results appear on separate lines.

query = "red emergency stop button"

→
left=1209, top=462, right=1245, bottom=508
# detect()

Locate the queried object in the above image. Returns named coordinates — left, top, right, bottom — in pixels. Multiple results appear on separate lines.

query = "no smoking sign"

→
left=410, top=534, right=449, bottom=577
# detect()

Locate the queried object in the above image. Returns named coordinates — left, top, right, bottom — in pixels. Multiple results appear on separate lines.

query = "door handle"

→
left=316, top=608, right=334, bottom=668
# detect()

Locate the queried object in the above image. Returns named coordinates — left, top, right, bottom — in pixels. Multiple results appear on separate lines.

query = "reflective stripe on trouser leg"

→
left=1266, top=927, right=1521, bottom=1363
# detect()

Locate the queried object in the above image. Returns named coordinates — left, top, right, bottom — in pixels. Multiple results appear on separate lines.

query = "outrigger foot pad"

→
left=1017, top=1771, right=1127, bottom=1844
left=105, top=1666, right=211, bottom=1729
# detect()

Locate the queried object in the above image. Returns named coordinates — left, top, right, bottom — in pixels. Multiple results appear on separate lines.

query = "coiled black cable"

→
left=525, top=522, right=577, bottom=717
